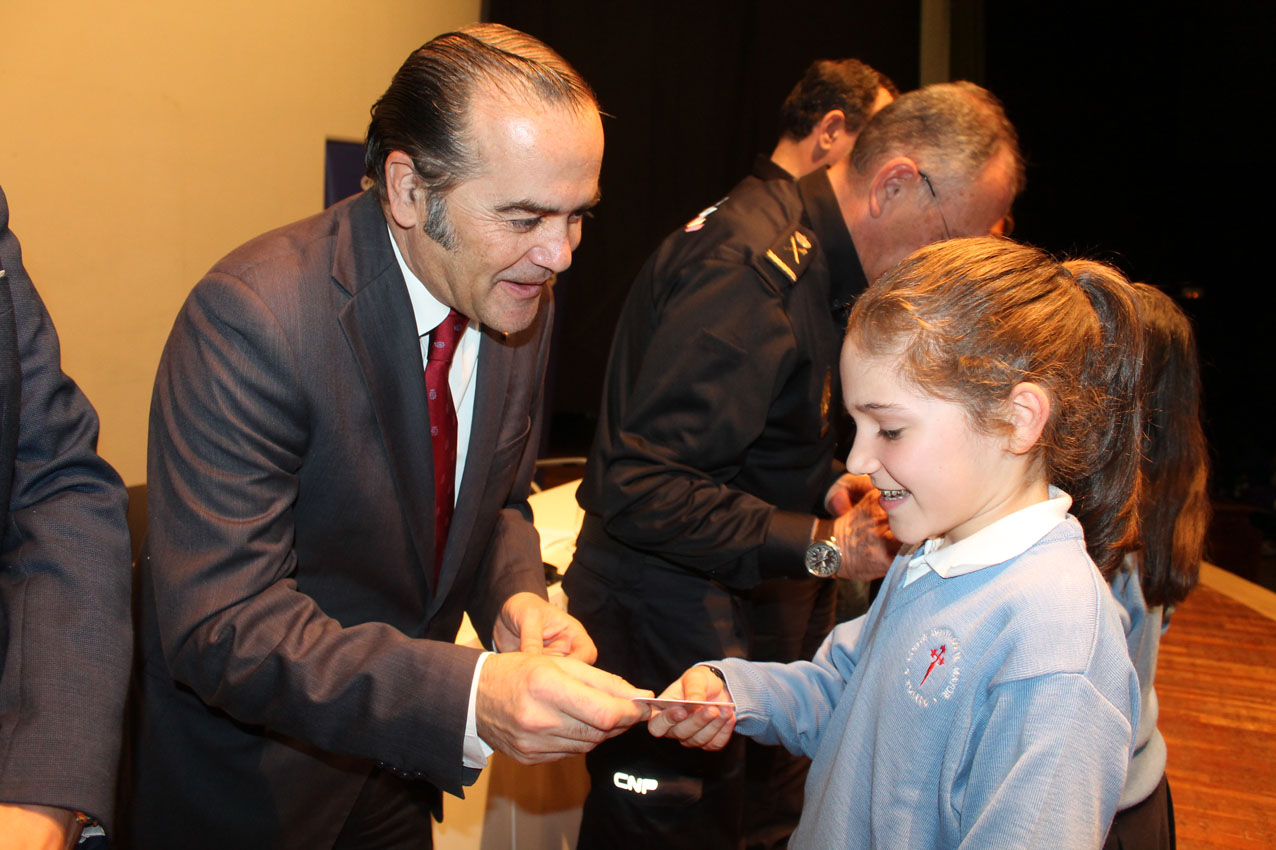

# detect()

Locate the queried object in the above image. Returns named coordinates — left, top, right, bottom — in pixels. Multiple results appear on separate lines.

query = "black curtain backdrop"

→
left=484, top=0, right=919, bottom=452
left=482, top=1, right=1274, bottom=521
left=981, top=1, right=1275, bottom=511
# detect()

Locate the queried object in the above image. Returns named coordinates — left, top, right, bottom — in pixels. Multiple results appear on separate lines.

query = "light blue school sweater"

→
left=719, top=517, right=1138, bottom=849
left=1109, top=556, right=1168, bottom=810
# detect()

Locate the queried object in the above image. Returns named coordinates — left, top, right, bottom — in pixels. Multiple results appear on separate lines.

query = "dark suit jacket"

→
left=130, top=190, right=551, bottom=848
left=0, top=185, right=132, bottom=833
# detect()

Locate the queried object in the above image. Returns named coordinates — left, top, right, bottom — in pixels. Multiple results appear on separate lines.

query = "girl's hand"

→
left=646, top=666, right=735, bottom=750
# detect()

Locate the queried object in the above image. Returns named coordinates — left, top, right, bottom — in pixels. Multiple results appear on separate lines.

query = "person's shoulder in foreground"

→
left=0, top=183, right=132, bottom=847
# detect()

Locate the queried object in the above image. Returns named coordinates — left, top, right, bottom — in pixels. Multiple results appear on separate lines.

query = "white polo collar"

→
left=903, top=486, right=1072, bottom=587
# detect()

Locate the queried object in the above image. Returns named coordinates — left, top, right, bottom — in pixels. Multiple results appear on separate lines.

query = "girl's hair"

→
left=1130, top=283, right=1209, bottom=607
left=845, top=237, right=1143, bottom=576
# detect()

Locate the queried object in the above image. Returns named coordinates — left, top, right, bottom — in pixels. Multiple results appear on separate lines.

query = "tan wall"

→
left=1, top=0, right=481, bottom=485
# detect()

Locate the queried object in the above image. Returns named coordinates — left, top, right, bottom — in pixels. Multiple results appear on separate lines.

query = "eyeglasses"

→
left=918, top=170, right=953, bottom=241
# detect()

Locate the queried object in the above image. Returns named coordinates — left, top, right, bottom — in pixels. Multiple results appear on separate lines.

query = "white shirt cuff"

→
left=464, top=651, right=495, bottom=769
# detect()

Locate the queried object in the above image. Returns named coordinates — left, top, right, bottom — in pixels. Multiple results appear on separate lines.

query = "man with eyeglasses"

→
left=565, top=80, right=1024, bottom=850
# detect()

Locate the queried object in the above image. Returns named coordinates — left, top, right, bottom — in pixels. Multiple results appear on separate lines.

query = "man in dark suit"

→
left=129, top=25, right=649, bottom=849
left=0, top=184, right=132, bottom=849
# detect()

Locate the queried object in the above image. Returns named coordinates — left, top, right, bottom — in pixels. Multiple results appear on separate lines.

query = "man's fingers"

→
left=562, top=658, right=651, bottom=699
left=542, top=660, right=651, bottom=731
left=517, top=604, right=546, bottom=654
left=541, top=617, right=599, bottom=663
left=480, top=653, right=734, bottom=764
left=478, top=653, right=650, bottom=763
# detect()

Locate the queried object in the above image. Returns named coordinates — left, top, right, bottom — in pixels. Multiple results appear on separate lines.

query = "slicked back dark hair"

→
left=778, top=58, right=896, bottom=140
left=364, top=23, right=597, bottom=203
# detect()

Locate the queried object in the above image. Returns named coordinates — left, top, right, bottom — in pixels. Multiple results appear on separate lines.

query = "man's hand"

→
left=824, top=472, right=876, bottom=516
left=476, top=652, right=652, bottom=764
left=0, top=803, right=80, bottom=850
left=826, top=474, right=898, bottom=580
left=493, top=591, right=597, bottom=662
left=647, top=666, right=735, bottom=751
left=825, top=472, right=862, bottom=517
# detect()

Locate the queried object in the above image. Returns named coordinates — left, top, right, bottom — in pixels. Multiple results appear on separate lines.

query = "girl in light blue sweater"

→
left=650, top=237, right=1145, bottom=849
left=1103, top=283, right=1209, bottom=850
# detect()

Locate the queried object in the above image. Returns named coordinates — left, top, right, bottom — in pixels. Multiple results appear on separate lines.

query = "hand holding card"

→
left=634, top=696, right=734, bottom=710
left=646, top=664, right=736, bottom=751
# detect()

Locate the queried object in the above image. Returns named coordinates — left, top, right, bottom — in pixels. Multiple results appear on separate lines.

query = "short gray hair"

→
left=850, top=81, right=1024, bottom=195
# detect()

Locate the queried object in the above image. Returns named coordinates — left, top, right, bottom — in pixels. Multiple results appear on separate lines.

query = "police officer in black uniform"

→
left=566, top=166, right=869, bottom=848
left=743, top=60, right=897, bottom=850
left=755, top=57, right=896, bottom=183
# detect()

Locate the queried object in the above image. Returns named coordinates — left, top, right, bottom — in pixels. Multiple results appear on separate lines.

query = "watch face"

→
left=805, top=541, right=840, bottom=577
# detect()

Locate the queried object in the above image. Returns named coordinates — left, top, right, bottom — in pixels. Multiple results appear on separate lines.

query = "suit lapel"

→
left=0, top=264, right=19, bottom=522
left=335, top=193, right=438, bottom=589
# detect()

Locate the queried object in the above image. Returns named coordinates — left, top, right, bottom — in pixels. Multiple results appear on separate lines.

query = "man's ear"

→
left=384, top=151, right=421, bottom=229
left=1006, top=382, right=1051, bottom=454
left=816, top=109, right=847, bottom=153
left=867, top=156, right=920, bottom=219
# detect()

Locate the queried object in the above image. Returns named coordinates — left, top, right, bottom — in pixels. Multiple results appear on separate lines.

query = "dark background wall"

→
left=486, top=0, right=1275, bottom=563
left=979, top=1, right=1275, bottom=570
left=982, top=0, right=1273, bottom=501
left=485, top=0, right=919, bottom=447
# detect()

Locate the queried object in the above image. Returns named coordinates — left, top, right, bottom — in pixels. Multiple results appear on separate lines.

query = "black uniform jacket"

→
left=575, top=169, right=867, bottom=590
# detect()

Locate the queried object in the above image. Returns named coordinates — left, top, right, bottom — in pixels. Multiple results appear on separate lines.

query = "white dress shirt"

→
left=390, top=227, right=494, bottom=770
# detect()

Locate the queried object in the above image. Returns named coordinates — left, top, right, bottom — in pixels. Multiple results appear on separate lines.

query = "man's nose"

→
left=531, top=223, right=575, bottom=273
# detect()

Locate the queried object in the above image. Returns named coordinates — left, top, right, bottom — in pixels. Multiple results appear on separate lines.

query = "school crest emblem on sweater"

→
left=903, top=628, right=963, bottom=708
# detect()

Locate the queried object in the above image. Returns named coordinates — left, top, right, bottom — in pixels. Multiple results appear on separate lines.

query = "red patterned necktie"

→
left=425, top=308, right=468, bottom=580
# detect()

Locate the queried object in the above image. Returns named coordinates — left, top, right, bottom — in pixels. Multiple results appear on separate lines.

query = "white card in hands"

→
left=633, top=696, right=734, bottom=710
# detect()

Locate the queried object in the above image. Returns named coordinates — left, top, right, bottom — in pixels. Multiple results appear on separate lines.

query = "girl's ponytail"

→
left=1130, top=282, right=1209, bottom=607
left=1058, top=260, right=1144, bottom=576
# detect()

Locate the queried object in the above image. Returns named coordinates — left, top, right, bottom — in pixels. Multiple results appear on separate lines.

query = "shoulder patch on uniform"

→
left=684, top=196, right=729, bottom=232
left=763, top=226, right=815, bottom=285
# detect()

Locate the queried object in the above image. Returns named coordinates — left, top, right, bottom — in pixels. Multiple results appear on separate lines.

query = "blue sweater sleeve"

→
left=954, top=672, right=1133, bottom=848
left=720, top=615, right=867, bottom=758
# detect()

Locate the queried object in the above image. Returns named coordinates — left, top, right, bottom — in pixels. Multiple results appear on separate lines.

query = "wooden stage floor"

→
left=1159, top=563, right=1276, bottom=849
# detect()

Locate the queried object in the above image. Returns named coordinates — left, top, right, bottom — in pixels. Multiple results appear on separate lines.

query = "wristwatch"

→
left=804, top=521, right=842, bottom=578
